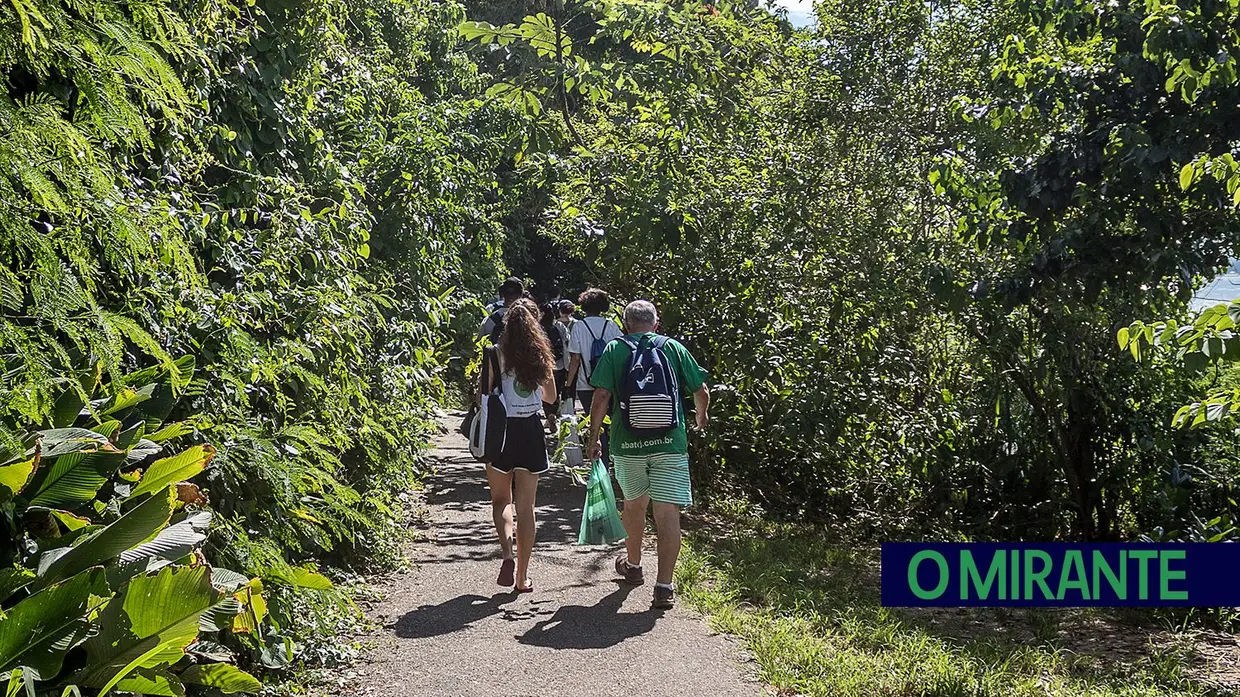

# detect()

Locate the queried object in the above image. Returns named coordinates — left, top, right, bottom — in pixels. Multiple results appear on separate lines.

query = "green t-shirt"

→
left=588, top=333, right=707, bottom=456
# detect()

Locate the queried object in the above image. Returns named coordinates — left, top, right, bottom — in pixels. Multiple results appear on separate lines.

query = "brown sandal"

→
left=515, top=579, right=534, bottom=594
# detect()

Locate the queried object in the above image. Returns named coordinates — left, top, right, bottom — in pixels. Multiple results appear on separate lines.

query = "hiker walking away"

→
left=566, top=288, right=622, bottom=463
left=555, top=300, right=577, bottom=417
left=585, top=300, right=709, bottom=610
left=477, top=277, right=524, bottom=343
left=540, top=291, right=569, bottom=432
left=479, top=298, right=557, bottom=593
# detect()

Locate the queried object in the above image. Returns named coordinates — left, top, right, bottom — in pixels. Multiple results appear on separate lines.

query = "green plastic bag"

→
left=577, top=458, right=627, bottom=545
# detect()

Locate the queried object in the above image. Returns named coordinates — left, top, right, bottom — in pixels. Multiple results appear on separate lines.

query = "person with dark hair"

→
left=567, top=288, right=622, bottom=463
left=481, top=298, right=557, bottom=593
left=478, top=277, right=524, bottom=343
left=536, top=287, right=567, bottom=430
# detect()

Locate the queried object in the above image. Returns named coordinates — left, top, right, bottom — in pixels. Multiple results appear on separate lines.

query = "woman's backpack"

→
left=617, top=335, right=680, bottom=434
left=468, top=347, right=507, bottom=461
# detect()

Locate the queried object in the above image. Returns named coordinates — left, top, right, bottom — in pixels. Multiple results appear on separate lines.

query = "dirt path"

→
left=331, top=415, right=761, bottom=697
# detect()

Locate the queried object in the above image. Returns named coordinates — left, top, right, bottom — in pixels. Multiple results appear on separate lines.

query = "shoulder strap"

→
left=489, top=347, right=502, bottom=391
left=584, top=318, right=601, bottom=341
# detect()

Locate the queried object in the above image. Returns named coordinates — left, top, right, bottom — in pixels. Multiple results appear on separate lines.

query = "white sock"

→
left=626, top=560, right=641, bottom=569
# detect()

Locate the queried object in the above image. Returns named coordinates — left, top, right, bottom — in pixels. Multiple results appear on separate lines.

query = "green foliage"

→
left=0, top=365, right=266, bottom=695
left=678, top=513, right=1228, bottom=697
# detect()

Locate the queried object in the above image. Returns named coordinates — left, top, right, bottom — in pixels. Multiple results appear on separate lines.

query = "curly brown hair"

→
left=578, top=288, right=611, bottom=315
left=499, top=299, right=554, bottom=393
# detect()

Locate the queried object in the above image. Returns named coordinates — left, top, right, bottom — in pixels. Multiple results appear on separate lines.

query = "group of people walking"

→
left=473, top=278, right=710, bottom=609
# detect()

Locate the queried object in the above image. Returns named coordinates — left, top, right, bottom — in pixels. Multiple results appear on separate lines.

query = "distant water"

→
left=1190, top=258, right=1240, bottom=312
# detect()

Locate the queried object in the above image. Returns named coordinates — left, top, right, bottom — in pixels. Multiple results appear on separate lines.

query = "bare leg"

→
left=513, top=469, right=540, bottom=587
left=486, top=465, right=514, bottom=560
left=652, top=502, right=682, bottom=585
left=622, top=494, right=649, bottom=566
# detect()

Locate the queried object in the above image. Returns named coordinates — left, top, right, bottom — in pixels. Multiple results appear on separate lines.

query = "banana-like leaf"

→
left=99, top=385, right=156, bottom=418
left=0, top=568, right=108, bottom=677
left=125, top=440, right=163, bottom=467
left=112, top=668, right=184, bottom=697
left=0, top=568, right=34, bottom=603
left=129, top=446, right=214, bottom=500
left=31, top=488, right=176, bottom=592
left=270, top=566, right=333, bottom=591
left=145, top=422, right=193, bottom=444
left=50, top=388, right=86, bottom=430
left=115, top=423, right=145, bottom=451
left=179, top=664, right=260, bottom=694
left=0, top=452, right=39, bottom=501
left=77, top=565, right=221, bottom=690
left=117, top=511, right=211, bottom=567
left=199, top=596, right=242, bottom=632
left=230, top=579, right=267, bottom=635
left=37, top=429, right=111, bottom=459
left=50, top=510, right=90, bottom=531
left=209, top=569, right=249, bottom=593
left=4, top=668, right=34, bottom=697
left=25, top=447, right=126, bottom=509
left=93, top=421, right=123, bottom=439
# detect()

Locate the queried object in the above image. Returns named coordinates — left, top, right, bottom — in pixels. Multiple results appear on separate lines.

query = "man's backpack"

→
left=583, top=319, right=611, bottom=379
left=486, top=309, right=506, bottom=344
left=543, top=319, right=564, bottom=362
left=618, top=335, right=680, bottom=435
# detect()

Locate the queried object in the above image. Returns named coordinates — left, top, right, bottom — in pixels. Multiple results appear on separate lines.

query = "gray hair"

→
left=624, top=300, right=659, bottom=329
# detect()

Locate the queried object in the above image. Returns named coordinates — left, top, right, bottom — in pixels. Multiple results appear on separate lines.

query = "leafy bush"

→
left=0, top=364, right=265, bottom=695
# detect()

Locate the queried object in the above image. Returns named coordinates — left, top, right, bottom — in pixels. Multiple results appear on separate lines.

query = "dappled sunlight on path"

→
left=324, top=414, right=760, bottom=697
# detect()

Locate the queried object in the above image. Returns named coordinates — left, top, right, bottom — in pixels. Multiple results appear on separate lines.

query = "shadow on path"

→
left=394, top=592, right=514, bottom=639
left=517, top=582, right=661, bottom=649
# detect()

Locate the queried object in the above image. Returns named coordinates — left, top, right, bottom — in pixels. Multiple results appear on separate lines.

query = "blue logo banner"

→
left=880, top=543, right=1240, bottom=607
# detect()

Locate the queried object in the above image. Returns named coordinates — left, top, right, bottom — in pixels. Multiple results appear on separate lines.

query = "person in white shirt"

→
left=566, top=288, right=622, bottom=463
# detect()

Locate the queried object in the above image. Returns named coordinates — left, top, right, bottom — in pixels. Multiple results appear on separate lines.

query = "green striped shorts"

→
left=612, top=452, right=693, bottom=506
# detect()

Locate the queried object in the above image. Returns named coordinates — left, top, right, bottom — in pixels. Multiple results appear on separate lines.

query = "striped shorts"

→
left=612, top=452, right=693, bottom=506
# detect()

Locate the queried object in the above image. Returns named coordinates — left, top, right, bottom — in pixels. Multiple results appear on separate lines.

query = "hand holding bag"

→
left=577, top=458, right=626, bottom=545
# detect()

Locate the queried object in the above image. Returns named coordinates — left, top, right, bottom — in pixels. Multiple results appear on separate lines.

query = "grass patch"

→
left=675, top=507, right=1236, bottom=697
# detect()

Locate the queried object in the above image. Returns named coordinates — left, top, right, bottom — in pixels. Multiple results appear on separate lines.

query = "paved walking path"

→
left=330, top=415, right=760, bottom=697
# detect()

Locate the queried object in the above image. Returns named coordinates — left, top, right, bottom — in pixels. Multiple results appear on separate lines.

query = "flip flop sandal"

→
left=497, top=558, right=515, bottom=587
left=515, top=579, right=534, bottom=594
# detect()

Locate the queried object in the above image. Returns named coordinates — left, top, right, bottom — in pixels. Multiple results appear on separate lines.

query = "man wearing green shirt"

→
left=585, top=300, right=710, bottom=610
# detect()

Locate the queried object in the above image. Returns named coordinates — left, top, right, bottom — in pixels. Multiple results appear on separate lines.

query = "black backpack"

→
left=543, top=320, right=565, bottom=361
left=618, top=335, right=680, bottom=435
left=486, top=308, right=506, bottom=344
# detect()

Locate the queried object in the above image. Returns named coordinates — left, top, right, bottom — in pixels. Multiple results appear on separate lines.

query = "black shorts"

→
left=491, top=416, right=550, bottom=474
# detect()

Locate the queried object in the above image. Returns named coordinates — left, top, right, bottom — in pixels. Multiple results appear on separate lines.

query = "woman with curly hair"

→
left=480, top=298, right=557, bottom=592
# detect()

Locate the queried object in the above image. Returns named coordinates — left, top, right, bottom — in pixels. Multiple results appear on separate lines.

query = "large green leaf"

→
left=50, top=388, right=86, bottom=429
left=0, top=568, right=108, bottom=678
left=110, top=512, right=212, bottom=585
left=32, top=487, right=176, bottom=592
left=113, top=668, right=185, bottom=696
left=179, top=664, right=260, bottom=694
left=25, top=447, right=126, bottom=509
left=36, top=429, right=111, bottom=459
left=129, top=446, right=214, bottom=500
left=0, top=452, right=38, bottom=501
left=76, top=565, right=221, bottom=690
left=99, top=385, right=156, bottom=418
left=0, top=567, right=35, bottom=603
